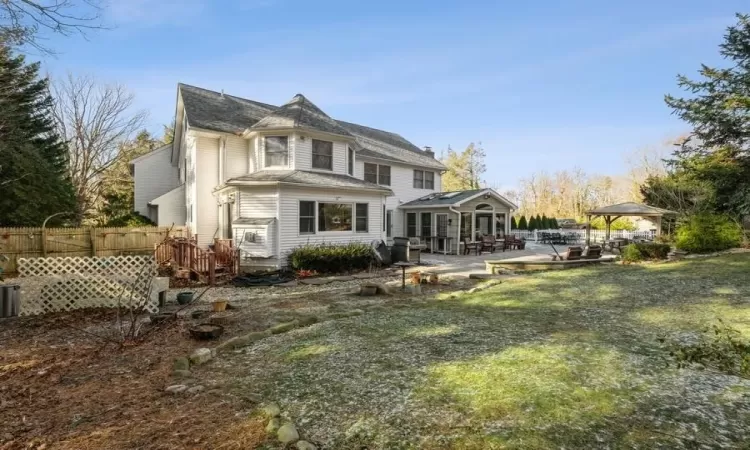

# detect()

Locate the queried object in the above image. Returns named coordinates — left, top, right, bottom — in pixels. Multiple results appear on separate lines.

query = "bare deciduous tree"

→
left=0, top=0, right=105, bottom=53
left=52, top=74, right=146, bottom=223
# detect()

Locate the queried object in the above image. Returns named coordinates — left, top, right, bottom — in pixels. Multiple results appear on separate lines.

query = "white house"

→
left=132, top=84, right=516, bottom=268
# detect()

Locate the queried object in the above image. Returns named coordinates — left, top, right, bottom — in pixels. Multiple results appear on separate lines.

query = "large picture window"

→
left=312, top=139, right=333, bottom=170
left=318, top=203, right=352, bottom=232
left=356, top=203, right=368, bottom=232
left=265, top=136, right=288, bottom=167
left=299, top=201, right=315, bottom=234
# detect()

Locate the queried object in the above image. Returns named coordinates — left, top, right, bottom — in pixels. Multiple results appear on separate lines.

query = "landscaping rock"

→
left=299, top=278, right=331, bottom=286
left=296, top=440, right=318, bottom=450
left=372, top=282, right=392, bottom=295
left=165, top=384, right=187, bottom=394
left=189, top=348, right=213, bottom=365
left=261, top=402, right=281, bottom=417
left=172, top=357, right=190, bottom=371
left=352, top=273, right=378, bottom=279
left=277, top=423, right=300, bottom=444
left=217, top=330, right=272, bottom=352
left=265, top=417, right=281, bottom=433
left=172, top=369, right=192, bottom=379
left=270, top=320, right=299, bottom=334
left=275, top=280, right=298, bottom=288
left=467, top=287, right=480, bottom=294
left=187, top=385, right=204, bottom=394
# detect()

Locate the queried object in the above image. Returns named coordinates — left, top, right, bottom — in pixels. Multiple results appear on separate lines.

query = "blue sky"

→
left=40, top=0, right=747, bottom=190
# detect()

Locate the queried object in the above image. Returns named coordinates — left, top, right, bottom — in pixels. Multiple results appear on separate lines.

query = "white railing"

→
left=508, top=229, right=655, bottom=242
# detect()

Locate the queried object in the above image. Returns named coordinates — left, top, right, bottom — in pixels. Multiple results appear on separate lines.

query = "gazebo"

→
left=585, top=202, right=677, bottom=245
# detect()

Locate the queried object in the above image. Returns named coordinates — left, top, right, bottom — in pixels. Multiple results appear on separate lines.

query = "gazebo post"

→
left=586, top=214, right=592, bottom=245
left=604, top=215, right=611, bottom=241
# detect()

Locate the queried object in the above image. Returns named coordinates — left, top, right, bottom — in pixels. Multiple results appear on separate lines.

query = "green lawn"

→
left=207, top=254, right=750, bottom=449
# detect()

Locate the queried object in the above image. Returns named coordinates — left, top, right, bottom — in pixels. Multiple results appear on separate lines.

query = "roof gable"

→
left=399, top=188, right=518, bottom=209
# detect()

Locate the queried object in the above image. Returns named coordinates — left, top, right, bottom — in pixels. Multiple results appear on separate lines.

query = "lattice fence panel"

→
left=17, top=255, right=158, bottom=316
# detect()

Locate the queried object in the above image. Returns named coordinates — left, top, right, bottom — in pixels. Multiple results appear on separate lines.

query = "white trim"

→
left=456, top=188, right=518, bottom=210
left=130, top=144, right=172, bottom=165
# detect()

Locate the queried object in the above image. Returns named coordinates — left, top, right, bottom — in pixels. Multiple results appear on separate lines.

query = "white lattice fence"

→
left=17, top=255, right=158, bottom=316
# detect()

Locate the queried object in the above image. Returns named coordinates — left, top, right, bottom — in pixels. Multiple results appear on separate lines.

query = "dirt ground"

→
left=0, top=271, right=482, bottom=449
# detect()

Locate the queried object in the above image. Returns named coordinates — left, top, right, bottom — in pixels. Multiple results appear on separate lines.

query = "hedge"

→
left=621, top=242, right=671, bottom=263
left=676, top=214, right=742, bottom=253
left=288, top=242, right=376, bottom=273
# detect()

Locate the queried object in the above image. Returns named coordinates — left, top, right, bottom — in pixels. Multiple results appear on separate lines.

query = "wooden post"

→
left=89, top=227, right=97, bottom=257
left=41, top=227, right=47, bottom=257
left=208, top=252, right=216, bottom=285
left=585, top=214, right=592, bottom=245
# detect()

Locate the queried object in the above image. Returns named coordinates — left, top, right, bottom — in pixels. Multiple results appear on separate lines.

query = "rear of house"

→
left=132, top=84, right=447, bottom=269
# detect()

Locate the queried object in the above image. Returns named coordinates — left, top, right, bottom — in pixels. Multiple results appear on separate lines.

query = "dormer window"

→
left=265, top=136, right=288, bottom=167
left=312, top=139, right=333, bottom=170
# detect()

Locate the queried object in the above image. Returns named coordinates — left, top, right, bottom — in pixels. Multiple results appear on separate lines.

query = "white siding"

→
left=293, top=132, right=348, bottom=173
left=185, top=136, right=197, bottom=231
left=248, top=137, right=258, bottom=173
left=225, top=135, right=248, bottom=180
left=151, top=185, right=186, bottom=227
left=278, top=186, right=386, bottom=265
left=235, top=187, right=280, bottom=267
left=355, top=159, right=441, bottom=238
left=195, top=136, right=220, bottom=247
left=133, top=146, right=180, bottom=217
left=238, top=187, right=278, bottom=218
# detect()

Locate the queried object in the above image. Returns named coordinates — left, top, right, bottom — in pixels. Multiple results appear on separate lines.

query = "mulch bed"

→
left=0, top=309, right=267, bottom=449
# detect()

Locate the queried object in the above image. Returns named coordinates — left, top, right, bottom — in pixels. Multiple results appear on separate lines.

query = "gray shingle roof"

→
left=250, top=94, right=354, bottom=137
left=400, top=189, right=485, bottom=207
left=225, top=170, right=393, bottom=194
left=587, top=202, right=677, bottom=216
left=178, top=84, right=445, bottom=170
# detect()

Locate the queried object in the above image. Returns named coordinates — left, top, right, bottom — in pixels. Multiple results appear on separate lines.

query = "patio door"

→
left=436, top=213, right=448, bottom=251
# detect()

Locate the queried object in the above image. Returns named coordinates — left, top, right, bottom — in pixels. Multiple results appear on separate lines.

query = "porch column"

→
left=472, top=211, right=476, bottom=240
left=506, top=213, right=510, bottom=235
left=656, top=215, right=662, bottom=237
left=456, top=211, right=462, bottom=254
left=492, top=212, right=497, bottom=237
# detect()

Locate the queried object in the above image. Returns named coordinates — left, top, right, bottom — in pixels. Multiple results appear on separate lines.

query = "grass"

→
left=205, top=254, right=750, bottom=449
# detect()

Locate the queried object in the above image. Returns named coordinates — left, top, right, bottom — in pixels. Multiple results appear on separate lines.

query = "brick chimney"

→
left=423, top=146, right=435, bottom=158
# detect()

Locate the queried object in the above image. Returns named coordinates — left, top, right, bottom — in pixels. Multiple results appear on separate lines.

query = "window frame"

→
left=356, top=203, right=368, bottom=233
left=413, top=170, right=424, bottom=189
left=420, top=212, right=432, bottom=237
left=312, top=139, right=334, bottom=171
left=364, top=162, right=378, bottom=184
left=406, top=212, right=417, bottom=237
left=386, top=210, right=393, bottom=237
left=347, top=146, right=354, bottom=176
left=424, top=171, right=435, bottom=190
left=264, top=136, right=289, bottom=168
left=378, top=165, right=391, bottom=186
left=318, top=202, right=354, bottom=233
left=299, top=200, right=316, bottom=235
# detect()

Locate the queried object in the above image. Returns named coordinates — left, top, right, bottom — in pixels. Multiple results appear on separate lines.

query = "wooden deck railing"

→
left=155, top=237, right=239, bottom=285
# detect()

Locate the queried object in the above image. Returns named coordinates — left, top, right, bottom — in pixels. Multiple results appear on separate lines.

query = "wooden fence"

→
left=0, top=226, right=188, bottom=274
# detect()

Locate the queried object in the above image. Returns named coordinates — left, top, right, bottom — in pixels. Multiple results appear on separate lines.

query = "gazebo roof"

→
left=586, top=202, right=677, bottom=217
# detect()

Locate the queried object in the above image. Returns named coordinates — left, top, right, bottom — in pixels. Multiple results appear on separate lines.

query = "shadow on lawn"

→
left=207, top=254, right=750, bottom=449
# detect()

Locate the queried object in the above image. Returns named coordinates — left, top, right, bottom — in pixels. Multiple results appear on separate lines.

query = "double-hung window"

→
left=347, top=147, right=354, bottom=175
left=364, top=163, right=391, bottom=186
left=413, top=170, right=435, bottom=189
left=356, top=203, right=368, bottom=232
left=265, top=136, right=288, bottom=167
left=364, top=163, right=378, bottom=184
left=299, top=201, right=315, bottom=234
left=312, top=139, right=333, bottom=170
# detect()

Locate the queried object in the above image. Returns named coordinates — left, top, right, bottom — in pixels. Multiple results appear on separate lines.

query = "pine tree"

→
left=534, top=214, right=542, bottom=230
left=541, top=214, right=549, bottom=229
left=528, top=216, right=537, bottom=231
left=551, top=217, right=559, bottom=229
left=0, top=45, right=75, bottom=226
left=510, top=216, right=517, bottom=230
left=518, top=216, right=528, bottom=230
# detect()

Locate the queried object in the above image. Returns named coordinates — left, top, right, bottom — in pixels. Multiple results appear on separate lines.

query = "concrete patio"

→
left=416, top=241, right=579, bottom=277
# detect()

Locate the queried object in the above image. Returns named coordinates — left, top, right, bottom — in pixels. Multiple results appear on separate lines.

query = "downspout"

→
left=449, top=206, right=460, bottom=255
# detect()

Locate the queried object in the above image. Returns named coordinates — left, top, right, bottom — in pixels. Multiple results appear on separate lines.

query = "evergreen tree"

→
left=535, top=214, right=543, bottom=230
left=510, top=216, right=517, bottom=230
left=541, top=214, right=549, bottom=229
left=551, top=217, right=559, bottom=229
left=528, top=216, right=538, bottom=231
left=0, top=46, right=75, bottom=226
left=518, top=216, right=528, bottom=230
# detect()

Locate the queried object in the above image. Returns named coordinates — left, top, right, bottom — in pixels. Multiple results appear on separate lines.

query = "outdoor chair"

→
left=480, top=235, right=496, bottom=253
left=582, top=245, right=603, bottom=259
left=550, top=246, right=583, bottom=261
left=503, top=234, right=519, bottom=251
left=463, top=237, right=479, bottom=255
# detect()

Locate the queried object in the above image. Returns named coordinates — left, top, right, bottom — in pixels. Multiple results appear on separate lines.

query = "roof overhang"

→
left=455, top=189, right=518, bottom=210
left=216, top=181, right=393, bottom=196
left=242, top=127, right=357, bottom=143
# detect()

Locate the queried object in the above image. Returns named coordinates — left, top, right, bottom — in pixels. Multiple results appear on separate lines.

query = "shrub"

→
left=288, top=242, right=376, bottom=274
left=621, top=244, right=643, bottom=263
left=675, top=214, right=742, bottom=253
left=621, top=242, right=671, bottom=263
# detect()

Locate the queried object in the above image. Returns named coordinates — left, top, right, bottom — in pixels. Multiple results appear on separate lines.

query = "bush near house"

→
left=288, top=242, right=376, bottom=273
left=676, top=214, right=742, bottom=253
left=622, top=242, right=672, bottom=263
